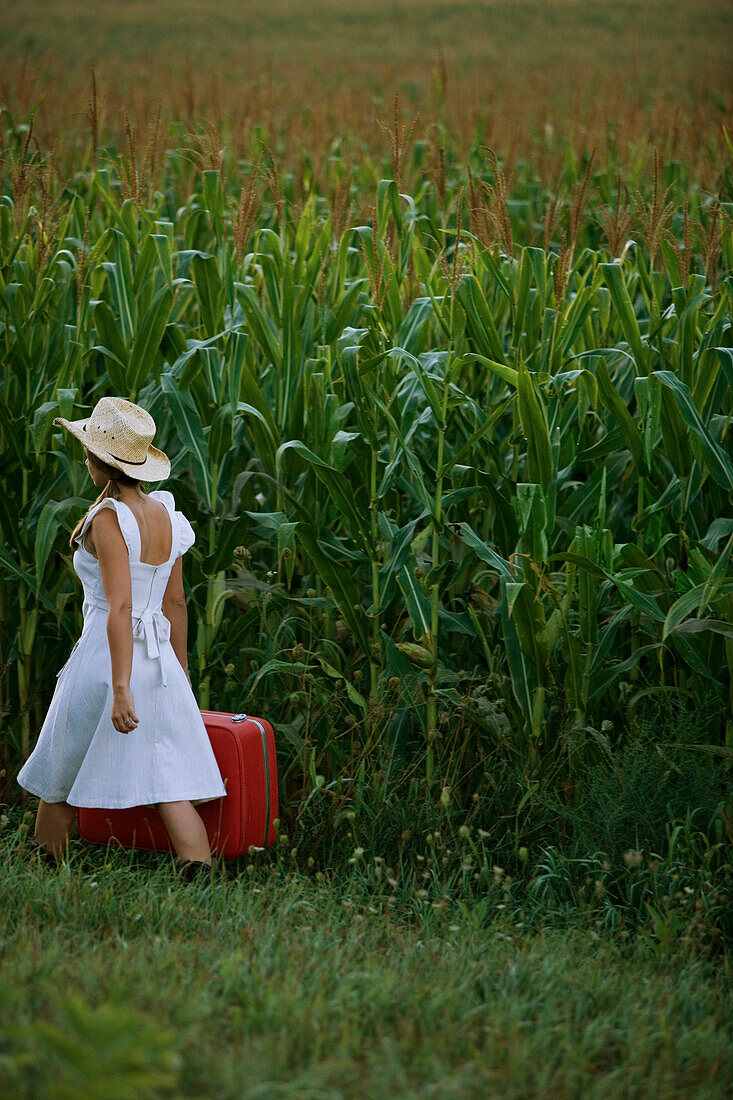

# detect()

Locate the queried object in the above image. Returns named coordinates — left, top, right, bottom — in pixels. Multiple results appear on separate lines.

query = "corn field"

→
left=1, top=101, right=732, bottom=808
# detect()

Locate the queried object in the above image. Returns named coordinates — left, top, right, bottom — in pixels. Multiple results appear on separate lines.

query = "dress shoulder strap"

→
left=74, top=498, right=139, bottom=560
left=149, top=489, right=194, bottom=559
left=148, top=490, right=181, bottom=561
left=176, top=510, right=195, bottom=558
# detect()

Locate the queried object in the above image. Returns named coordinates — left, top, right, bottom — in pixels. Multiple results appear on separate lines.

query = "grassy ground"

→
left=1, top=813, right=731, bottom=1099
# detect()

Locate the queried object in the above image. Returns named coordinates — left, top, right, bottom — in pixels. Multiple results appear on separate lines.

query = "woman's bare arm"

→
left=94, top=507, right=134, bottom=692
left=162, top=556, right=191, bottom=682
left=93, top=508, right=139, bottom=732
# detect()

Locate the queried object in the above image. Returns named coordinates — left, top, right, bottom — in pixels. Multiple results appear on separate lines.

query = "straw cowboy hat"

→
left=53, top=397, right=171, bottom=481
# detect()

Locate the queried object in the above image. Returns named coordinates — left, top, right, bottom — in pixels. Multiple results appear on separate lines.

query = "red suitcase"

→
left=76, top=711, right=278, bottom=859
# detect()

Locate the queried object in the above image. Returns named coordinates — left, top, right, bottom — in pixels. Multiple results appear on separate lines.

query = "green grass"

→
left=1, top=825, right=731, bottom=1099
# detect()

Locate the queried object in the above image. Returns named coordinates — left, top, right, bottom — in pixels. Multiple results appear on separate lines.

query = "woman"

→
left=16, top=396, right=227, bottom=882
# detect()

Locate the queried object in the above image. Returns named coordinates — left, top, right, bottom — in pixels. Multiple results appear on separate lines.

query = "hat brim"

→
left=53, top=416, right=171, bottom=482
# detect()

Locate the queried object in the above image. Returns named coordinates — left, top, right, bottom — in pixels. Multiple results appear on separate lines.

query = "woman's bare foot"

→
left=33, top=799, right=77, bottom=858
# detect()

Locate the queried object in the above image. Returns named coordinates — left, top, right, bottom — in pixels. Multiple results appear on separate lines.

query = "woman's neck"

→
left=114, top=485, right=147, bottom=505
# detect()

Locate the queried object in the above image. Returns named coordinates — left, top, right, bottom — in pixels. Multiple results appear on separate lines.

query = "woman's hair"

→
left=68, top=450, right=147, bottom=551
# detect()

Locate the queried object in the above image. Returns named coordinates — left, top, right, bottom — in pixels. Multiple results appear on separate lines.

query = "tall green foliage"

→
left=1, top=121, right=731, bottom=801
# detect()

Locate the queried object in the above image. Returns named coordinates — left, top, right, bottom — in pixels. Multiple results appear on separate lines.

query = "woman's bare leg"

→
left=34, top=799, right=77, bottom=858
left=32, top=797, right=211, bottom=866
left=156, top=800, right=212, bottom=864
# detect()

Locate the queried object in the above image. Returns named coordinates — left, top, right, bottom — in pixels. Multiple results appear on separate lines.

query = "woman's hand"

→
left=111, top=686, right=139, bottom=734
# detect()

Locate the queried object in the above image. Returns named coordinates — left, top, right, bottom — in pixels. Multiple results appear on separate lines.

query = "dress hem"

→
left=18, top=780, right=227, bottom=810
left=67, top=789, right=228, bottom=809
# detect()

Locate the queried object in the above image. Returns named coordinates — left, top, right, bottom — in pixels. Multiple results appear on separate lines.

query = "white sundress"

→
left=16, top=489, right=228, bottom=810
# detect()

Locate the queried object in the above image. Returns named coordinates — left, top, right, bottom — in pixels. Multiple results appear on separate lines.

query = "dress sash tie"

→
left=131, top=608, right=172, bottom=686
left=85, top=593, right=171, bottom=686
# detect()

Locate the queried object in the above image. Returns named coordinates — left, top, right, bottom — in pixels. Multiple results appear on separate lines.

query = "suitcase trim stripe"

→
left=232, top=712, right=272, bottom=849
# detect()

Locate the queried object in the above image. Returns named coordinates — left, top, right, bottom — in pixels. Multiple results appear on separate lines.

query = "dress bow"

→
left=132, top=608, right=172, bottom=685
